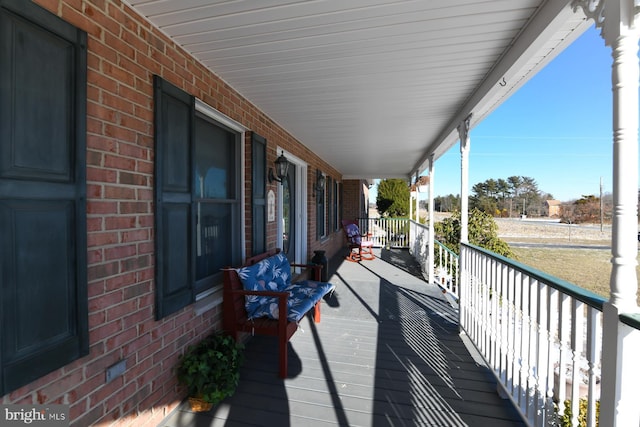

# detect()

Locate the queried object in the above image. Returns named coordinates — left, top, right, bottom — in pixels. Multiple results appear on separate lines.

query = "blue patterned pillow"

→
left=236, top=253, right=292, bottom=319
left=344, top=223, right=361, bottom=244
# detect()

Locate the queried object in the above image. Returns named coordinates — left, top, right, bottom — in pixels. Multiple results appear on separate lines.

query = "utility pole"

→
left=600, top=177, right=604, bottom=232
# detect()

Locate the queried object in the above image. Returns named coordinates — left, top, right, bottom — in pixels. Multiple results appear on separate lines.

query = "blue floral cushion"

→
left=344, top=223, right=362, bottom=244
left=283, top=280, right=336, bottom=322
left=236, top=253, right=291, bottom=319
left=236, top=254, right=335, bottom=322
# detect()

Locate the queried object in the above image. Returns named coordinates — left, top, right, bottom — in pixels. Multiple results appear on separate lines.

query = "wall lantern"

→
left=268, top=151, right=290, bottom=184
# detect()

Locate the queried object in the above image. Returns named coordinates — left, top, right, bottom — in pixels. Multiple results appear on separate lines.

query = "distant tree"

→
left=496, top=178, right=510, bottom=201
left=560, top=194, right=610, bottom=224
left=434, top=194, right=460, bottom=212
left=434, top=209, right=514, bottom=258
left=471, top=175, right=545, bottom=217
left=376, top=179, right=410, bottom=217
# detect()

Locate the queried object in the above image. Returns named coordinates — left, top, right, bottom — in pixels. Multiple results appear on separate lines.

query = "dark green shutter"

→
left=154, top=76, right=195, bottom=319
left=251, top=133, right=267, bottom=254
left=0, top=0, right=88, bottom=395
left=316, top=170, right=325, bottom=239
left=327, top=177, right=334, bottom=232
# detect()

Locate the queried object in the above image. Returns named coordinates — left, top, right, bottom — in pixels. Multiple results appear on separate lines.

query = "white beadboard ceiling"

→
left=125, top=0, right=589, bottom=181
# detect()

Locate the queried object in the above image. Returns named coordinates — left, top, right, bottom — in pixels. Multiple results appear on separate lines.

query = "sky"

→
left=373, top=24, right=630, bottom=203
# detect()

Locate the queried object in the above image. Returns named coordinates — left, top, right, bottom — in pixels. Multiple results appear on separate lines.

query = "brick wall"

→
left=343, top=179, right=369, bottom=222
left=0, top=1, right=346, bottom=425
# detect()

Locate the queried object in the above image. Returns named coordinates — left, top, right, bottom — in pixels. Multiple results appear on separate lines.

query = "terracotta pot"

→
left=188, top=397, right=213, bottom=412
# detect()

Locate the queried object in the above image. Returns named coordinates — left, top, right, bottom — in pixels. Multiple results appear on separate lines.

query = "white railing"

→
left=433, top=239, right=459, bottom=300
left=358, top=217, right=409, bottom=248
left=409, top=219, right=429, bottom=266
left=460, top=243, right=605, bottom=427
left=368, top=216, right=638, bottom=426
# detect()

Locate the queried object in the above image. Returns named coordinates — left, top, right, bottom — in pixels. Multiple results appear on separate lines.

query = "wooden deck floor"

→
left=160, top=249, right=525, bottom=427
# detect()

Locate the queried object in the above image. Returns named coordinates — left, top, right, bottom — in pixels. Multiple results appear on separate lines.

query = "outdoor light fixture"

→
left=268, top=150, right=290, bottom=184
left=315, top=170, right=326, bottom=192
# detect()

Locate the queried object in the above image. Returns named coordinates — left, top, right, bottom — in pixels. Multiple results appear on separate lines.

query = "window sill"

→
left=194, top=286, right=223, bottom=316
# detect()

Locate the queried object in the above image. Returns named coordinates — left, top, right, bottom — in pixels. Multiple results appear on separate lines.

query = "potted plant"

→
left=175, top=333, right=243, bottom=412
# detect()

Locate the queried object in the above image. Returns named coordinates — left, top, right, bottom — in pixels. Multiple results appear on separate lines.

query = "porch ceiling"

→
left=125, top=0, right=589, bottom=181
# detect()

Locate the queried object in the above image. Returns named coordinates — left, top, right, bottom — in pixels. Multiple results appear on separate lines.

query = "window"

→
left=154, top=76, right=242, bottom=319
left=194, top=113, right=240, bottom=294
left=0, top=0, right=88, bottom=395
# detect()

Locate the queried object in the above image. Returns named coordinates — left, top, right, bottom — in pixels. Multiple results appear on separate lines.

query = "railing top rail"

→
left=462, top=242, right=606, bottom=311
left=434, top=239, right=458, bottom=258
left=620, top=312, right=640, bottom=330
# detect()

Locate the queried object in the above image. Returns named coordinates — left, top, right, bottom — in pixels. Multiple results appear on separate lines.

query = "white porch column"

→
left=457, top=114, right=472, bottom=243
left=409, top=189, right=414, bottom=221
left=573, top=1, right=640, bottom=426
left=428, top=155, right=435, bottom=286
left=603, top=0, right=640, bottom=312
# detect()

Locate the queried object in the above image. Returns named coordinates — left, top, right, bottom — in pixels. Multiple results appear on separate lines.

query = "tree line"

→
left=377, top=176, right=614, bottom=224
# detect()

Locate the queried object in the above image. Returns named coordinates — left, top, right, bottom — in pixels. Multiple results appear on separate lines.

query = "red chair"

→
left=341, top=219, right=374, bottom=262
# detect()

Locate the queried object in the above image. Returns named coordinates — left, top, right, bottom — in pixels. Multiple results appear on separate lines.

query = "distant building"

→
left=545, top=199, right=562, bottom=217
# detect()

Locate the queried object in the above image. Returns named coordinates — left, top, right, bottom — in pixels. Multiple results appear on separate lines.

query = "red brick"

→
left=105, top=215, right=137, bottom=230
left=104, top=185, right=136, bottom=200
left=121, top=229, right=148, bottom=243
left=87, top=166, right=118, bottom=184
left=105, top=272, right=137, bottom=292
left=105, top=326, right=138, bottom=352
left=88, top=231, right=119, bottom=247
left=88, top=318, right=123, bottom=345
left=89, top=288, right=123, bottom=312
left=120, top=201, right=149, bottom=214
left=119, top=171, right=147, bottom=186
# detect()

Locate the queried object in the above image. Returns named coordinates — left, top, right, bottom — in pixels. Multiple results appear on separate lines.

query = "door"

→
left=277, top=150, right=307, bottom=264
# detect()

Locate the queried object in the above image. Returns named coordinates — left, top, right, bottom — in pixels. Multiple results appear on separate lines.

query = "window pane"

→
left=196, top=202, right=232, bottom=281
left=194, top=116, right=235, bottom=199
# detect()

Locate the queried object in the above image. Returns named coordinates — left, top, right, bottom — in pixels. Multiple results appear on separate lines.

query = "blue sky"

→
left=374, top=24, right=627, bottom=203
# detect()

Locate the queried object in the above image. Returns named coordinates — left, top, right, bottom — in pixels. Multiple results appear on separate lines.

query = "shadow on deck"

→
left=160, top=248, right=525, bottom=426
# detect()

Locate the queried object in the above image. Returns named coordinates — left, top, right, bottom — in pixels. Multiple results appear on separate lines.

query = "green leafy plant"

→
left=434, top=208, right=514, bottom=258
left=175, top=333, right=243, bottom=406
left=557, top=399, right=600, bottom=427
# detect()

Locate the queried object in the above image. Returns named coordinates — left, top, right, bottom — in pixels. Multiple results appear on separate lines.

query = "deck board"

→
left=160, top=249, right=525, bottom=427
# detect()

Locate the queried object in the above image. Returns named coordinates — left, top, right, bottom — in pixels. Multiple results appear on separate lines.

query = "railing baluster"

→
left=489, top=258, right=499, bottom=373
left=570, top=299, right=585, bottom=427
left=499, top=261, right=509, bottom=386
left=535, top=282, right=549, bottom=426
left=519, top=274, right=531, bottom=413
left=526, top=278, right=539, bottom=423
left=514, top=269, right=524, bottom=399
left=557, top=293, right=571, bottom=417
left=586, top=306, right=600, bottom=427
left=506, top=265, right=516, bottom=395
left=546, top=287, right=560, bottom=424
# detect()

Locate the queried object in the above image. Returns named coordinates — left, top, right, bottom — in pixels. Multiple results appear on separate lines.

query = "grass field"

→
left=509, top=246, right=613, bottom=299
left=497, top=218, right=639, bottom=304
